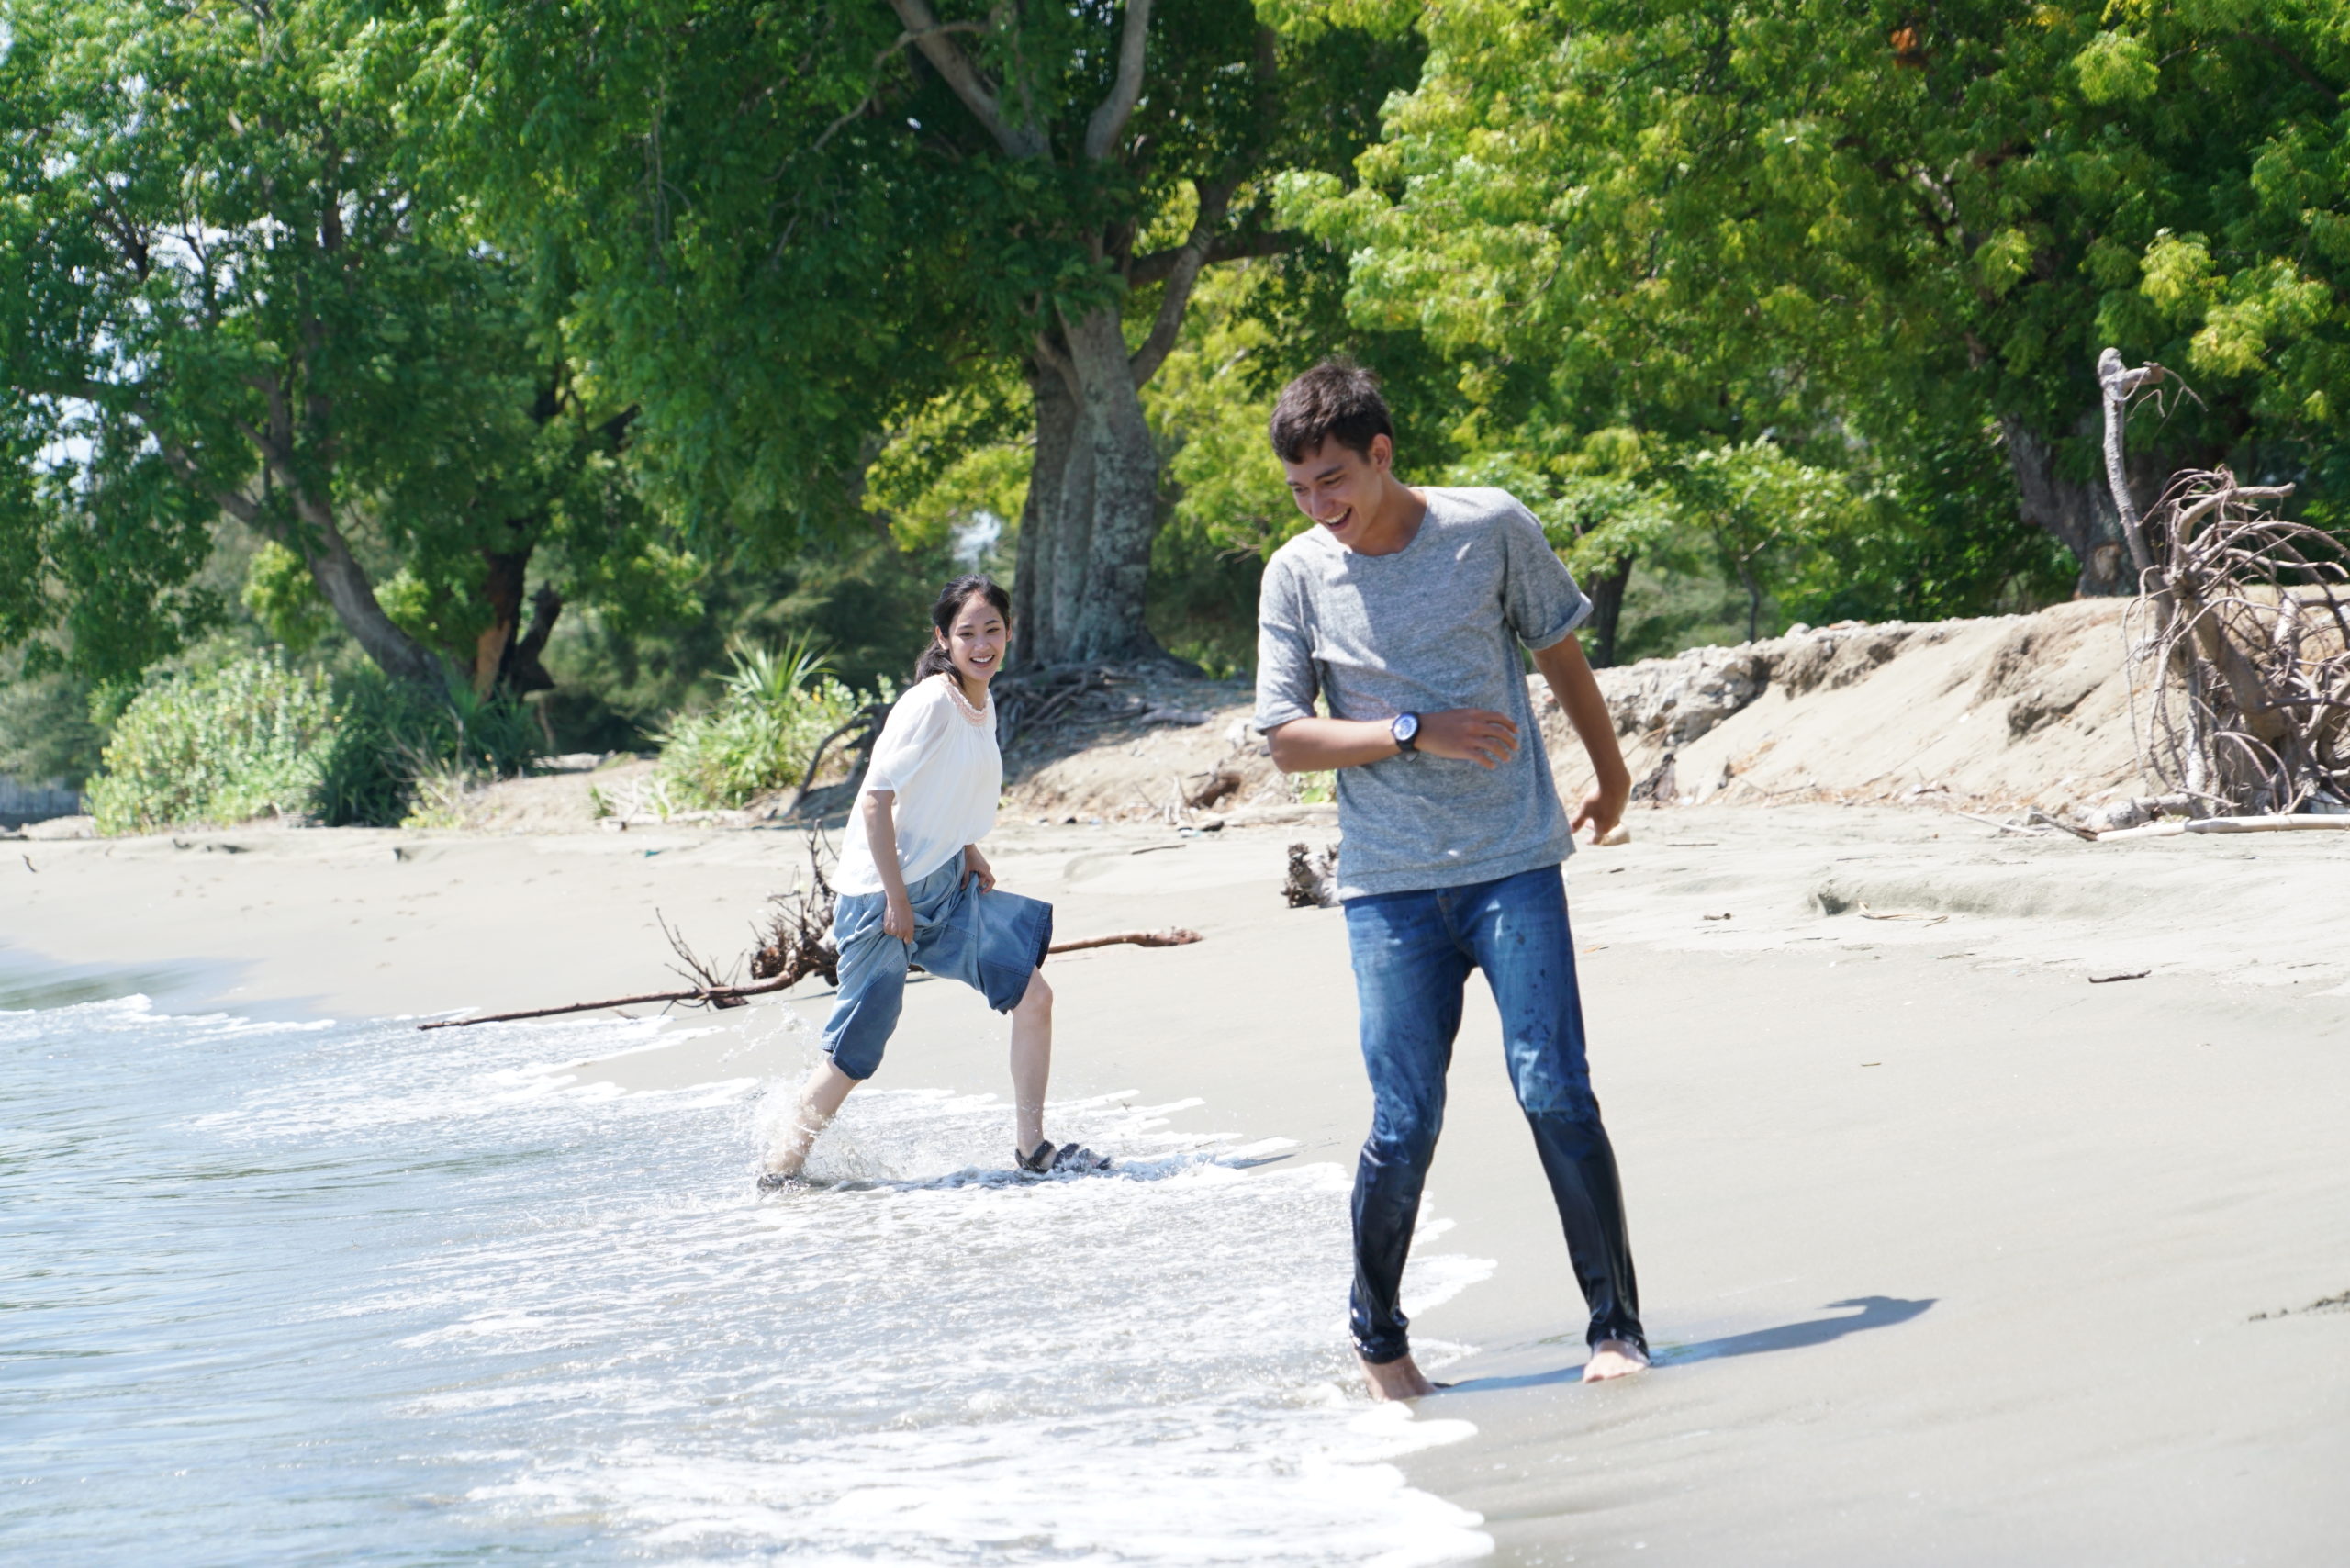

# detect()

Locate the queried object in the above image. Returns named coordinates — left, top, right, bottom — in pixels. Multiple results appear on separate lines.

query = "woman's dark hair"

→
left=914, top=574, right=1013, bottom=682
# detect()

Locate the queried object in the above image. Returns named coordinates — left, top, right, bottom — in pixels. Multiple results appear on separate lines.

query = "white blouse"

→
left=832, top=674, right=1002, bottom=895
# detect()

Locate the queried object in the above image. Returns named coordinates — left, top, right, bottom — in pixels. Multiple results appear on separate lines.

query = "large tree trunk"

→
left=474, top=547, right=530, bottom=694
left=1060, top=308, right=1161, bottom=661
left=1014, top=306, right=1166, bottom=667
left=473, top=543, right=563, bottom=696
left=2000, top=412, right=2179, bottom=597
left=502, top=583, right=563, bottom=695
left=1012, top=361, right=1075, bottom=666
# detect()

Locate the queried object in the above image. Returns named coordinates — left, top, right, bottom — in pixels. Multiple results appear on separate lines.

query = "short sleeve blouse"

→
left=832, top=675, right=1003, bottom=894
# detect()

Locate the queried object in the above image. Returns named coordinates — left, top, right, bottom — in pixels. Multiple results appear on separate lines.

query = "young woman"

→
left=760, top=576, right=1103, bottom=1186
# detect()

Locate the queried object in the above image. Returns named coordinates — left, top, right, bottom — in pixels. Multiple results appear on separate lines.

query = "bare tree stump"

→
left=2098, top=350, right=2350, bottom=816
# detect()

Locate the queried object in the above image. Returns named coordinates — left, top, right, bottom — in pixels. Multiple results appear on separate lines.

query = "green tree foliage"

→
left=1670, top=440, right=1863, bottom=643
left=0, top=0, right=660, bottom=697
left=1137, top=256, right=1470, bottom=667
left=399, top=0, right=1418, bottom=666
left=241, top=543, right=339, bottom=657
left=1281, top=0, right=2350, bottom=617
left=0, top=661, right=105, bottom=788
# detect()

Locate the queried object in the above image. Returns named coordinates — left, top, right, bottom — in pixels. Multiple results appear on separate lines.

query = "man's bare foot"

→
left=1582, top=1339, right=1650, bottom=1383
left=1359, top=1351, right=1438, bottom=1400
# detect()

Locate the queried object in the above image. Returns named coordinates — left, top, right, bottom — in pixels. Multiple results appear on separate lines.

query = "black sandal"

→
left=1017, top=1139, right=1112, bottom=1175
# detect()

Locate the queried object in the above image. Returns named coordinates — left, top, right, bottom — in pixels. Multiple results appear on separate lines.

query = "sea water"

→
left=0, top=991, right=1494, bottom=1565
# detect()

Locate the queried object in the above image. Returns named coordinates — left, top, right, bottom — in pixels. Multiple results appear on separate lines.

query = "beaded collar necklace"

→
left=941, top=671, right=994, bottom=726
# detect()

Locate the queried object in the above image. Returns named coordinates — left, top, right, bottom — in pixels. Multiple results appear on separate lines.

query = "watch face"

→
left=1393, top=713, right=1418, bottom=744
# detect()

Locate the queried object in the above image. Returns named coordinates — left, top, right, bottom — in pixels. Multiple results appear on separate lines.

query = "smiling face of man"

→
left=1282, top=433, right=1398, bottom=553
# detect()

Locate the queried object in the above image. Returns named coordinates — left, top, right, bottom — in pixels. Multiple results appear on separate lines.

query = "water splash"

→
left=0, top=996, right=1493, bottom=1565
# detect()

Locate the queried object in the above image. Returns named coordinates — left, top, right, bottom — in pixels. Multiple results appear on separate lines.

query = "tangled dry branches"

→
left=2120, top=468, right=2350, bottom=813
left=750, top=833, right=843, bottom=988
left=2100, top=353, right=2350, bottom=815
left=1285, top=841, right=1340, bottom=908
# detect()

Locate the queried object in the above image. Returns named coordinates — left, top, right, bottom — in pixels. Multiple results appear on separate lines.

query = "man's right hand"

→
left=1416, top=708, right=1519, bottom=768
left=881, top=891, right=916, bottom=942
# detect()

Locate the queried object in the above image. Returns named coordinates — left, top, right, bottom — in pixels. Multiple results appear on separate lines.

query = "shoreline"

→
left=7, top=807, right=2348, bottom=1563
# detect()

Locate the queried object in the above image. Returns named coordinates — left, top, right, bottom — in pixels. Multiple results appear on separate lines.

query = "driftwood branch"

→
left=416, top=928, right=1202, bottom=1031
left=417, top=826, right=1202, bottom=1031
left=417, top=976, right=792, bottom=1030
left=2096, top=813, right=2350, bottom=841
left=659, top=908, right=738, bottom=993
left=1184, top=767, right=1242, bottom=810
left=2095, top=350, right=2350, bottom=818
left=1049, top=927, right=1200, bottom=953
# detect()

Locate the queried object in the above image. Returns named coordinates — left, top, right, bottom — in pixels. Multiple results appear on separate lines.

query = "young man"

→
left=1253, top=361, right=1649, bottom=1400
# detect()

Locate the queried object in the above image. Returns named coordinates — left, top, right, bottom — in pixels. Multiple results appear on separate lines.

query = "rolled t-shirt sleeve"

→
left=1252, top=558, right=1320, bottom=733
left=1500, top=505, right=1594, bottom=651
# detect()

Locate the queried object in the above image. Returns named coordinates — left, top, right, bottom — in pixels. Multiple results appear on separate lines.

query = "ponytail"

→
left=913, top=641, right=957, bottom=683
left=915, top=574, right=1013, bottom=684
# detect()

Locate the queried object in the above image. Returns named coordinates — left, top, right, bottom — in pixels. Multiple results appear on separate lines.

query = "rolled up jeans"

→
left=822, top=856, right=1054, bottom=1081
left=1343, top=863, right=1643, bottom=1364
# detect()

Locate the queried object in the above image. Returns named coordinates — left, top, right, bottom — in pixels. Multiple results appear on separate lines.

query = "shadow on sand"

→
left=1443, top=1294, right=1934, bottom=1394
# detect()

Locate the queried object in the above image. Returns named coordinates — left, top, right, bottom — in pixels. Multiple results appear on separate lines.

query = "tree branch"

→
left=1128, top=180, right=1231, bottom=387
left=809, top=18, right=989, bottom=157
left=28, top=374, right=264, bottom=530
left=883, top=0, right=1045, bottom=158
left=1083, top=0, right=1153, bottom=162
left=1127, top=227, right=1295, bottom=286
left=1032, top=326, right=1077, bottom=392
left=2236, top=32, right=2342, bottom=104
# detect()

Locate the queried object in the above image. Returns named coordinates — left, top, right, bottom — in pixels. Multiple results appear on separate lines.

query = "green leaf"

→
left=2074, top=30, right=2159, bottom=105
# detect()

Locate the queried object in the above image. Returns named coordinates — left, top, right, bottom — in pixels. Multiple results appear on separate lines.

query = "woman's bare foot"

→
left=1582, top=1339, right=1650, bottom=1382
left=762, top=1060, right=859, bottom=1187
left=760, top=1129, right=815, bottom=1186
left=1359, top=1351, right=1438, bottom=1400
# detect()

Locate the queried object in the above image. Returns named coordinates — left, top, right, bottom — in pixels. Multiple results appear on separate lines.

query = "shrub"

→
left=87, top=656, right=336, bottom=834
left=87, top=655, right=544, bottom=834
left=314, top=671, right=542, bottom=827
left=656, top=634, right=865, bottom=810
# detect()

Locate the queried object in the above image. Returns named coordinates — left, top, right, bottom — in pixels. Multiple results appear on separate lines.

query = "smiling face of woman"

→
left=943, top=594, right=1009, bottom=692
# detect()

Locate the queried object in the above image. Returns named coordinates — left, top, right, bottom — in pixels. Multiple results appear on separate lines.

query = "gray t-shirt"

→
left=1253, top=487, right=1592, bottom=899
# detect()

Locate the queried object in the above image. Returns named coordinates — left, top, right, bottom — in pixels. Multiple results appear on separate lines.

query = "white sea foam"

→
left=6, top=999, right=1497, bottom=1566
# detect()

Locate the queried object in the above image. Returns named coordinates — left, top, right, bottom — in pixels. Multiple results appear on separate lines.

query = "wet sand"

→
left=6, top=808, right=2347, bottom=1564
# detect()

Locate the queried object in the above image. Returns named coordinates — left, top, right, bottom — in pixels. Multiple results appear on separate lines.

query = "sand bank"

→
left=5, top=807, right=2346, bottom=1563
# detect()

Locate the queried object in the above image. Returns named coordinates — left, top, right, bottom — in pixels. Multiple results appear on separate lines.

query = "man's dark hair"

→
left=1269, top=359, right=1393, bottom=464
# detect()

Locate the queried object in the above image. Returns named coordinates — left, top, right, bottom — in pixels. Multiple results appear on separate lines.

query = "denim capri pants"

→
left=820, top=855, right=1054, bottom=1081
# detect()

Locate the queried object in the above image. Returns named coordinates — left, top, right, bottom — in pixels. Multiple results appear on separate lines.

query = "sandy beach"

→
left=6, top=805, right=2347, bottom=1564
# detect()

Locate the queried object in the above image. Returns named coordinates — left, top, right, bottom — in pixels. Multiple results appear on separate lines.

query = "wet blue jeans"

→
left=1343, top=863, right=1643, bottom=1364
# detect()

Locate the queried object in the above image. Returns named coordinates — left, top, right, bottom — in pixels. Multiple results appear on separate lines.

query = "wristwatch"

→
left=1391, top=712, right=1420, bottom=754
